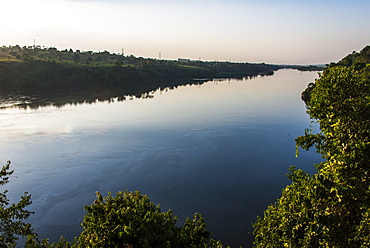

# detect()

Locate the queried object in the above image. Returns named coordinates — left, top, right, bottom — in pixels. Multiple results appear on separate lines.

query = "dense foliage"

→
left=76, top=191, right=224, bottom=248
left=253, top=46, right=370, bottom=247
left=1, top=162, right=225, bottom=247
left=0, top=161, right=34, bottom=247
left=0, top=45, right=279, bottom=92
left=0, top=45, right=323, bottom=109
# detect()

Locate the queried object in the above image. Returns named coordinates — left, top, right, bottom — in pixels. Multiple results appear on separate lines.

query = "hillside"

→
left=0, top=45, right=323, bottom=108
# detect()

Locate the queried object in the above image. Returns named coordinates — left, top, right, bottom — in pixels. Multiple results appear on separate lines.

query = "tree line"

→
left=0, top=45, right=323, bottom=109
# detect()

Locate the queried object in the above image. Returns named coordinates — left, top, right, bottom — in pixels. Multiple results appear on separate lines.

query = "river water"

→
left=1, top=69, right=321, bottom=247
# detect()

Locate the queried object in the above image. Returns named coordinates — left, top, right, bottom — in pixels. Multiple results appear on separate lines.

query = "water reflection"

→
left=0, top=79, right=209, bottom=110
left=0, top=75, right=264, bottom=110
left=1, top=70, right=321, bottom=247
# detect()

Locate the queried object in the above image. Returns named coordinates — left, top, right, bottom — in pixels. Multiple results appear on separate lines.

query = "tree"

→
left=72, top=54, right=80, bottom=62
left=115, top=59, right=123, bottom=67
left=1, top=170, right=225, bottom=247
left=24, top=234, right=74, bottom=248
left=77, top=191, right=224, bottom=248
left=0, top=161, right=34, bottom=247
left=253, top=55, right=370, bottom=247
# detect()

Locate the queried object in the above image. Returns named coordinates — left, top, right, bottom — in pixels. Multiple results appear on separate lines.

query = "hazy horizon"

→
left=1, top=0, right=369, bottom=64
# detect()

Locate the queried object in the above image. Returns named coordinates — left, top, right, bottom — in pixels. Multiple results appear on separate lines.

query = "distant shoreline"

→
left=0, top=45, right=324, bottom=108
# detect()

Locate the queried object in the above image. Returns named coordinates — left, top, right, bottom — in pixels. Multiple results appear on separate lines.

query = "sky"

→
left=1, top=0, right=369, bottom=64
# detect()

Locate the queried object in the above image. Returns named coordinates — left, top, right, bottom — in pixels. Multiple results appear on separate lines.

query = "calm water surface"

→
left=0, top=69, right=321, bottom=247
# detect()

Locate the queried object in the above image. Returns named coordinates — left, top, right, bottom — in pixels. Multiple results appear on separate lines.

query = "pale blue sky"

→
left=1, top=0, right=369, bottom=64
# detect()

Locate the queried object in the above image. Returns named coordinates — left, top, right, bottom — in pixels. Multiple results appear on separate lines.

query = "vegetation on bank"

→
left=253, top=45, right=370, bottom=247
left=1, top=162, right=226, bottom=248
left=0, top=45, right=323, bottom=108
left=5, top=44, right=365, bottom=247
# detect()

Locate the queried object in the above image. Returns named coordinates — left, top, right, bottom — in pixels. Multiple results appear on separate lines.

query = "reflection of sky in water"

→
left=0, top=69, right=321, bottom=247
left=0, top=70, right=316, bottom=135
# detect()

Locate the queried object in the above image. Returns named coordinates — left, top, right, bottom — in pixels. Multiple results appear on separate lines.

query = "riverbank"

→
left=0, top=45, right=324, bottom=108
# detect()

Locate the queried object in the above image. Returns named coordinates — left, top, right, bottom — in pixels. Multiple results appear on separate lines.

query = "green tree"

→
left=115, top=59, right=123, bottom=67
left=24, top=234, right=74, bottom=248
left=1, top=176, right=225, bottom=247
left=253, top=59, right=370, bottom=247
left=0, top=161, right=34, bottom=247
left=77, top=191, right=224, bottom=248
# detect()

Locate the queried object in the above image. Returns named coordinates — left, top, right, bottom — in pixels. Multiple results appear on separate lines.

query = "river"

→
left=0, top=69, right=322, bottom=247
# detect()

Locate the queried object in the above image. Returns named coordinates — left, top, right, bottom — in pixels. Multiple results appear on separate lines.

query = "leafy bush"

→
left=77, top=191, right=224, bottom=247
left=1, top=162, right=225, bottom=247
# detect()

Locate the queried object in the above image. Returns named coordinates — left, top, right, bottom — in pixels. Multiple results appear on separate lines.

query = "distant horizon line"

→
left=1, top=43, right=329, bottom=66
